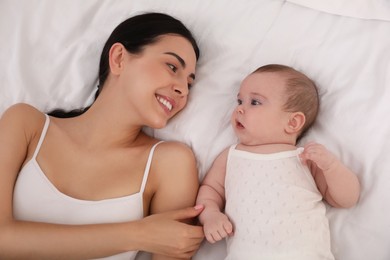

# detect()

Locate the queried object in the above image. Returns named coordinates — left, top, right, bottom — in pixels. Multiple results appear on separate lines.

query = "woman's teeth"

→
left=157, top=96, right=173, bottom=111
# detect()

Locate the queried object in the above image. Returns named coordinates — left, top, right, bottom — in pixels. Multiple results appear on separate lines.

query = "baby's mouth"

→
left=236, top=120, right=244, bottom=129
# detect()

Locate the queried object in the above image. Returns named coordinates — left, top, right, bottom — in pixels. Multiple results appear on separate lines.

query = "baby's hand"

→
left=202, top=211, right=233, bottom=244
left=300, top=142, right=337, bottom=172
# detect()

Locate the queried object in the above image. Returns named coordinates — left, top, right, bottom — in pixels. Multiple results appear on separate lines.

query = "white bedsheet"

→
left=287, top=0, right=390, bottom=21
left=1, top=1, right=390, bottom=259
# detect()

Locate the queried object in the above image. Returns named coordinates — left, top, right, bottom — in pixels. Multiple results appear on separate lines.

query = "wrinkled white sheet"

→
left=287, top=0, right=390, bottom=21
left=1, top=1, right=390, bottom=259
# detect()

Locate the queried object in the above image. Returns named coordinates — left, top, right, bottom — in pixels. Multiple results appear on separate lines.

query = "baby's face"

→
left=231, top=72, right=291, bottom=146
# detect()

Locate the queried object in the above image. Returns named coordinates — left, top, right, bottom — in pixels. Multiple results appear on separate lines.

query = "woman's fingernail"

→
left=194, top=204, right=204, bottom=210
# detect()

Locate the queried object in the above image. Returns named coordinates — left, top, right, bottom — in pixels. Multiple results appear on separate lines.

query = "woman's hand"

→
left=138, top=205, right=205, bottom=259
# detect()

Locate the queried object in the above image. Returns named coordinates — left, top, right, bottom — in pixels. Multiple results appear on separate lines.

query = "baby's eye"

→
left=237, top=99, right=243, bottom=105
left=167, top=63, right=177, bottom=73
left=251, top=99, right=262, bottom=105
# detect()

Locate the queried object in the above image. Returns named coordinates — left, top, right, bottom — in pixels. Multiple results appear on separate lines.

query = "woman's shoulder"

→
left=149, top=140, right=197, bottom=179
left=2, top=103, right=43, bottom=117
left=153, top=141, right=196, bottom=163
left=148, top=140, right=199, bottom=214
left=1, top=103, right=46, bottom=133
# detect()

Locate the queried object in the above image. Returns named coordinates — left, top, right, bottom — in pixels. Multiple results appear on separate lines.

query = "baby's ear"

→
left=285, top=112, right=306, bottom=134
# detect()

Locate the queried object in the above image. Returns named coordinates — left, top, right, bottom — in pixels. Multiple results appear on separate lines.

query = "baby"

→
left=196, top=64, right=360, bottom=259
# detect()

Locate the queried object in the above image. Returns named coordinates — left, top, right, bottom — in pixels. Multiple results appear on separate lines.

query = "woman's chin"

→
left=148, top=119, right=168, bottom=129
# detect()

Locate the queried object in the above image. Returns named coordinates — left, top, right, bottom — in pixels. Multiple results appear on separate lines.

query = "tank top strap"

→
left=229, top=144, right=237, bottom=152
left=139, top=141, right=164, bottom=193
left=227, top=144, right=237, bottom=163
left=32, top=114, right=50, bottom=159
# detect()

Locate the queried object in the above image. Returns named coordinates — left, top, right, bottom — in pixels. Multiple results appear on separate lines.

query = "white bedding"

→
left=1, top=1, right=390, bottom=259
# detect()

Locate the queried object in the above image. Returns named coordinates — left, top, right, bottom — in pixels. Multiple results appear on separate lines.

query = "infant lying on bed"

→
left=196, top=64, right=360, bottom=259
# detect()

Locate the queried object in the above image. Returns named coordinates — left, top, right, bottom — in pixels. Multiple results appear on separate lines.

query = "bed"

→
left=1, top=0, right=390, bottom=259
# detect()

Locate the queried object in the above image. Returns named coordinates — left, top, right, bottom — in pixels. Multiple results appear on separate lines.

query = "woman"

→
left=0, top=12, right=204, bottom=259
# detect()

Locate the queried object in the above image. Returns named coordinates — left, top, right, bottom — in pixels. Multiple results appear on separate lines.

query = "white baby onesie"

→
left=224, top=145, right=334, bottom=260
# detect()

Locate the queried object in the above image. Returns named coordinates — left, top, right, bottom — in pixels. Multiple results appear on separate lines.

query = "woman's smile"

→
left=156, top=94, right=174, bottom=113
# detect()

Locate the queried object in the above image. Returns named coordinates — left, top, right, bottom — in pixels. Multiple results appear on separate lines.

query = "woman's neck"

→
left=53, top=103, right=145, bottom=150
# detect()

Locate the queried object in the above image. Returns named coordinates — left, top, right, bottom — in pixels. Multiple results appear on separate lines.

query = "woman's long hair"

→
left=49, top=12, right=199, bottom=118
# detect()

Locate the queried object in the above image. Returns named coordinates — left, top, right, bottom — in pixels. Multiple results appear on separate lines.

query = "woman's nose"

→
left=173, top=80, right=189, bottom=97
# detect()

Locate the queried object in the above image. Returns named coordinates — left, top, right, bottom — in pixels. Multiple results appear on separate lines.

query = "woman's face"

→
left=115, top=35, right=197, bottom=129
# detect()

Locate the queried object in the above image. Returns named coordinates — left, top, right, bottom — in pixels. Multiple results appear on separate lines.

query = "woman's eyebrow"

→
left=164, top=52, right=195, bottom=80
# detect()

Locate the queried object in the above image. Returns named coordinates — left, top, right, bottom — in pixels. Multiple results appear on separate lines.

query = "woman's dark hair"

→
left=49, top=12, right=199, bottom=118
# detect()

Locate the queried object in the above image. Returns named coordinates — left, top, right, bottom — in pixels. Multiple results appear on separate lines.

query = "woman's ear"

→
left=285, top=112, right=306, bottom=134
left=109, top=43, right=125, bottom=76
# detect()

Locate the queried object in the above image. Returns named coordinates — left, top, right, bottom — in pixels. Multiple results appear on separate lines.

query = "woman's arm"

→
left=147, top=142, right=204, bottom=260
left=1, top=206, right=204, bottom=259
left=300, top=142, right=360, bottom=208
left=0, top=104, right=204, bottom=259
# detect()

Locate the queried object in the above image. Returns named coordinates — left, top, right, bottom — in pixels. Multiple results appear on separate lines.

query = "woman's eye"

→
left=167, top=63, right=177, bottom=73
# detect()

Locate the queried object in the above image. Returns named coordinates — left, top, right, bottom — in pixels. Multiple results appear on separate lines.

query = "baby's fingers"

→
left=223, top=221, right=234, bottom=236
left=205, top=222, right=233, bottom=243
left=205, top=230, right=222, bottom=244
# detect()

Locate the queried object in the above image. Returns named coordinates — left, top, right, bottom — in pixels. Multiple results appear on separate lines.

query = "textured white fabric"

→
left=224, top=146, right=334, bottom=260
left=13, top=115, right=162, bottom=260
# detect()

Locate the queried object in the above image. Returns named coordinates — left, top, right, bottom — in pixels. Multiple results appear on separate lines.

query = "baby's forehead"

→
left=241, top=72, right=288, bottom=92
left=251, top=70, right=291, bottom=80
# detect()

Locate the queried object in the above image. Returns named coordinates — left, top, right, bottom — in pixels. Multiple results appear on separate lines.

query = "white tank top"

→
left=13, top=115, right=162, bottom=260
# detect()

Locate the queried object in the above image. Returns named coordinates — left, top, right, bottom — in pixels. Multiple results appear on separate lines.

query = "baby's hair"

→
left=254, top=64, right=319, bottom=141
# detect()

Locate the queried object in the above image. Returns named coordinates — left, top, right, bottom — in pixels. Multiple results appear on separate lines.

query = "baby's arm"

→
left=196, top=148, right=233, bottom=243
left=300, top=142, right=360, bottom=208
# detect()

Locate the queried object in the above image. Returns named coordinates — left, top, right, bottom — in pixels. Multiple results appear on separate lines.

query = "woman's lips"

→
left=156, top=94, right=174, bottom=113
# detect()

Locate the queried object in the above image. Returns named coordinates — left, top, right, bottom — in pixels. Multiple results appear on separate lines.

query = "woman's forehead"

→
left=147, top=35, right=197, bottom=68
